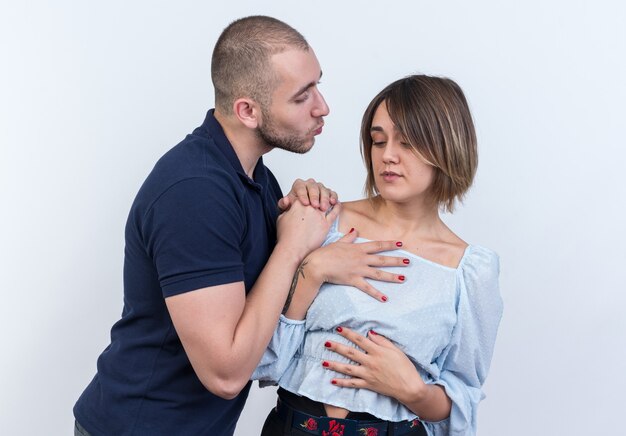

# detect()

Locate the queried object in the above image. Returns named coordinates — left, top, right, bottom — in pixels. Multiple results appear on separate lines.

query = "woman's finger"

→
left=368, top=329, right=396, bottom=349
left=332, top=326, right=375, bottom=354
left=337, top=227, right=357, bottom=242
left=329, top=376, right=367, bottom=389
left=357, top=240, right=405, bottom=254
left=321, top=359, right=366, bottom=379
left=352, top=278, right=388, bottom=302
left=324, top=338, right=369, bottom=364
left=363, top=265, right=406, bottom=284
left=365, top=253, right=410, bottom=269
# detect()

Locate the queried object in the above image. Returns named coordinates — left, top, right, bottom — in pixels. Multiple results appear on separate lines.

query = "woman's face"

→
left=370, top=102, right=435, bottom=205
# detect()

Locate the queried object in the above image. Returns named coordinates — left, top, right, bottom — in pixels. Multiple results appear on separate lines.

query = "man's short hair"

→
left=211, top=16, right=309, bottom=114
left=360, top=75, right=478, bottom=213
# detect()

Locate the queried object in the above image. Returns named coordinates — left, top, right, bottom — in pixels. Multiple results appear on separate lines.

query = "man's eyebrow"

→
left=291, top=70, right=323, bottom=100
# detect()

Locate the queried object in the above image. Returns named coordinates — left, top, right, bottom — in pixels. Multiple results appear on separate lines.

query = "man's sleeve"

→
left=142, top=176, right=246, bottom=297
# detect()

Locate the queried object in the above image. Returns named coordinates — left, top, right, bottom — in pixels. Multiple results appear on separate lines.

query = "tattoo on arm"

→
left=282, top=260, right=308, bottom=314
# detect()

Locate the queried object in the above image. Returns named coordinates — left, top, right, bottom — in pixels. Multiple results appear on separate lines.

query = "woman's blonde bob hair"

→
left=360, top=75, right=478, bottom=212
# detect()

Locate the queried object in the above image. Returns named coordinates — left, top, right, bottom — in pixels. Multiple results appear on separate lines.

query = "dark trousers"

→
left=260, top=389, right=427, bottom=436
left=262, top=407, right=314, bottom=436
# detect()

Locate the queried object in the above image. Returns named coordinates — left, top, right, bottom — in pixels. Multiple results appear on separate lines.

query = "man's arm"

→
left=166, top=202, right=339, bottom=399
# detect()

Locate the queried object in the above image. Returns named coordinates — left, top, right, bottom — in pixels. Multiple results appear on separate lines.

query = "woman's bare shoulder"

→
left=341, top=199, right=373, bottom=215
left=338, top=199, right=377, bottom=233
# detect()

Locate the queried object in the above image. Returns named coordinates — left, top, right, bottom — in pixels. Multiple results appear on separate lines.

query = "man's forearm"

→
left=173, top=203, right=341, bottom=399
left=282, top=257, right=325, bottom=320
left=169, top=242, right=311, bottom=400
left=226, top=243, right=311, bottom=382
left=282, top=260, right=308, bottom=314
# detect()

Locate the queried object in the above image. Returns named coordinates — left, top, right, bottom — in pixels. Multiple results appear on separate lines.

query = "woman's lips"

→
left=381, top=171, right=401, bottom=182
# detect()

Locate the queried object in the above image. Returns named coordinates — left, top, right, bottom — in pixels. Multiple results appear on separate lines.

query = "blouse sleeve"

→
left=251, top=315, right=306, bottom=386
left=423, top=246, right=503, bottom=436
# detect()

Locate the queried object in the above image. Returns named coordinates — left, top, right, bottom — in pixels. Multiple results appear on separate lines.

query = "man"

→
left=74, top=16, right=398, bottom=436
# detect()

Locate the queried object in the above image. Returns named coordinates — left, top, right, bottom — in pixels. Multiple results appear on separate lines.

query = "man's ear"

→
left=232, top=98, right=261, bottom=129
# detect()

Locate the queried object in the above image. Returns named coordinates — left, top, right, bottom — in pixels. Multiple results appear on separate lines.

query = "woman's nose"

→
left=382, top=142, right=400, bottom=163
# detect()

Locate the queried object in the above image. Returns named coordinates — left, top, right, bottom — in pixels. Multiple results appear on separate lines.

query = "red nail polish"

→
left=399, top=275, right=405, bottom=281
left=336, top=326, right=343, bottom=333
left=396, top=241, right=403, bottom=247
left=381, top=295, right=388, bottom=302
left=322, top=361, right=330, bottom=367
left=370, top=330, right=378, bottom=335
left=403, top=258, right=410, bottom=264
left=324, top=341, right=331, bottom=348
left=331, top=380, right=337, bottom=385
left=349, top=228, right=355, bottom=233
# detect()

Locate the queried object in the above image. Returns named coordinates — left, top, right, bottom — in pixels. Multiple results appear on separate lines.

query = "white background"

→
left=1, top=1, right=625, bottom=435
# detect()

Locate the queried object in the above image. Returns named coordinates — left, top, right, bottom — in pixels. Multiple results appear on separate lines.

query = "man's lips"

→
left=312, top=122, right=324, bottom=135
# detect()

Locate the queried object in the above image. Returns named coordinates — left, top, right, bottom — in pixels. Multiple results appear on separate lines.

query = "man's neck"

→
left=214, top=110, right=271, bottom=178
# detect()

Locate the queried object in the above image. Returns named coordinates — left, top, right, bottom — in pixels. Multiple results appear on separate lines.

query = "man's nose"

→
left=312, top=89, right=330, bottom=117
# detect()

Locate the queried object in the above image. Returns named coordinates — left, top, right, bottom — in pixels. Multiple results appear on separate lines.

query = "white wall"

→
left=1, top=1, right=624, bottom=435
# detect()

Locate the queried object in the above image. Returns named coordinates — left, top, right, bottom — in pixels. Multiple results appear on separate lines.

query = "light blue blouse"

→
left=253, top=220, right=503, bottom=436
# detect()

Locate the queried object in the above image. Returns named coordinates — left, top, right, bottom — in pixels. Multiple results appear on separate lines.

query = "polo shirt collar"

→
left=199, top=109, right=268, bottom=190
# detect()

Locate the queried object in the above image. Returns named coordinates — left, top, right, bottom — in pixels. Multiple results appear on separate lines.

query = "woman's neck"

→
left=371, top=196, right=444, bottom=240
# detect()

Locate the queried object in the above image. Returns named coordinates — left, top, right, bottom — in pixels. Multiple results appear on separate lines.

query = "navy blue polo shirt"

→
left=74, top=110, right=283, bottom=436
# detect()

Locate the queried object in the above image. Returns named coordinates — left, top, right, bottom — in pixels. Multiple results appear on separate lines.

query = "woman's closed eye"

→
left=371, top=134, right=387, bottom=147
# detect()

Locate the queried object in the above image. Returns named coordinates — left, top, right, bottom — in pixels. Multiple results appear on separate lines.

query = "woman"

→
left=254, top=75, right=503, bottom=436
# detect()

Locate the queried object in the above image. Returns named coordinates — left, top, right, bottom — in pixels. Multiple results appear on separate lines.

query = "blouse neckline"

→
left=329, top=216, right=472, bottom=272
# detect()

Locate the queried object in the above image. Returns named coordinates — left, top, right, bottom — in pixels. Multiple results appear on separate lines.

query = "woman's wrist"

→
left=399, top=377, right=429, bottom=407
left=301, top=251, right=328, bottom=288
left=400, top=381, right=452, bottom=422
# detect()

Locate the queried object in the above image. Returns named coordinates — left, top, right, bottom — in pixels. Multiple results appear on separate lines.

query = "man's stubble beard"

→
left=256, top=110, right=314, bottom=154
